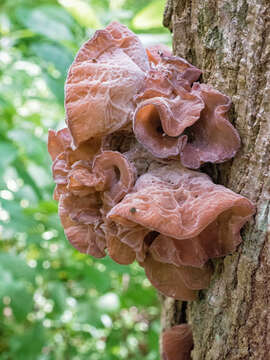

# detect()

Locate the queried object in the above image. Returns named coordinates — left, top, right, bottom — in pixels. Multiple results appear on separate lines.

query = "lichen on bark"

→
left=162, top=0, right=270, bottom=358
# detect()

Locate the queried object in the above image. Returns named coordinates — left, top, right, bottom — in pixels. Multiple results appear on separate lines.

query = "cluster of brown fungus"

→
left=162, top=325, right=193, bottom=360
left=48, top=22, right=255, bottom=359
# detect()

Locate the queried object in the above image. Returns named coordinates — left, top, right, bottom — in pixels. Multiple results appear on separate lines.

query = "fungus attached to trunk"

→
left=48, top=128, right=102, bottom=200
left=133, top=90, right=204, bottom=158
left=58, top=193, right=106, bottom=258
left=108, top=163, right=254, bottom=248
left=108, top=162, right=255, bottom=299
left=49, top=22, right=255, bottom=304
left=162, top=324, right=193, bottom=360
left=180, top=83, right=241, bottom=169
left=65, top=22, right=149, bottom=146
left=93, top=150, right=135, bottom=205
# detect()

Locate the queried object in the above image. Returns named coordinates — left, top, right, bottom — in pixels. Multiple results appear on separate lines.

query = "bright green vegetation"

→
left=0, top=1, right=170, bottom=359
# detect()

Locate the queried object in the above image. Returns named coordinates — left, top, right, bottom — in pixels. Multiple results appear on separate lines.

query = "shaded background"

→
left=0, top=0, right=171, bottom=359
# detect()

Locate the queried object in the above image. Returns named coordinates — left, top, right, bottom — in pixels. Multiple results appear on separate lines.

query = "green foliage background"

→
left=0, top=0, right=170, bottom=359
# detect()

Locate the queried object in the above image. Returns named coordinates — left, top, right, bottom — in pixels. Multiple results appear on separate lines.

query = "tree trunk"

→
left=161, top=1, right=270, bottom=359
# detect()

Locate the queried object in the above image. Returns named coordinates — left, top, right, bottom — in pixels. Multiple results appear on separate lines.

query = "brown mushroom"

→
left=106, top=22, right=149, bottom=73
left=59, top=193, right=106, bottom=258
left=48, top=128, right=102, bottom=200
left=108, top=162, right=254, bottom=245
left=162, top=324, right=193, bottom=360
left=141, top=254, right=212, bottom=300
left=48, top=23, right=255, bottom=306
left=142, top=255, right=198, bottom=300
left=146, top=45, right=201, bottom=89
left=133, top=88, right=204, bottom=158
left=180, top=83, right=241, bottom=169
left=159, top=54, right=202, bottom=90
left=107, top=222, right=151, bottom=263
left=93, top=150, right=135, bottom=206
left=146, top=44, right=172, bottom=65
left=105, top=224, right=136, bottom=265
left=65, top=22, right=149, bottom=146
left=48, top=128, right=72, bottom=161
left=108, top=162, right=255, bottom=281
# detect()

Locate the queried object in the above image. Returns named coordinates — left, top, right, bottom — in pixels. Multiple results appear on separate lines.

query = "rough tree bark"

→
left=161, top=1, right=270, bottom=359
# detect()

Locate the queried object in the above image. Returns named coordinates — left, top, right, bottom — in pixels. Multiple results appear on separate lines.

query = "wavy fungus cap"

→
left=48, top=128, right=102, bottom=200
left=162, top=324, right=193, bottom=360
left=108, top=162, right=255, bottom=265
left=146, top=45, right=202, bottom=87
left=141, top=254, right=212, bottom=300
left=146, top=44, right=172, bottom=65
left=48, top=128, right=72, bottom=161
left=65, top=22, right=149, bottom=146
left=59, top=193, right=106, bottom=258
left=180, top=83, right=241, bottom=168
left=133, top=89, right=204, bottom=158
left=49, top=22, right=255, bottom=304
left=93, top=150, right=136, bottom=206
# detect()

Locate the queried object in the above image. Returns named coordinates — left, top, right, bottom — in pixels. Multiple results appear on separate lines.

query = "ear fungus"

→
left=108, top=162, right=255, bottom=299
left=65, top=22, right=149, bottom=146
left=49, top=22, right=255, bottom=302
left=146, top=44, right=172, bottom=65
left=162, top=325, right=193, bottom=360
left=180, top=83, right=241, bottom=169
left=93, top=150, right=135, bottom=205
left=133, top=89, right=204, bottom=158
left=58, top=193, right=106, bottom=258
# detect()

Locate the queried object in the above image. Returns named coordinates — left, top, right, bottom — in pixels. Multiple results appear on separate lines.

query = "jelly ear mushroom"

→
left=180, top=83, right=241, bottom=169
left=108, top=163, right=255, bottom=270
left=65, top=22, right=148, bottom=146
left=106, top=232, right=136, bottom=265
left=106, top=22, right=149, bottom=73
left=146, top=44, right=172, bottom=64
left=162, top=325, right=193, bottom=360
left=48, top=128, right=72, bottom=161
left=146, top=44, right=201, bottom=88
left=48, top=128, right=102, bottom=200
left=58, top=194, right=106, bottom=258
left=93, top=151, right=136, bottom=205
left=141, top=254, right=212, bottom=300
left=133, top=89, right=204, bottom=158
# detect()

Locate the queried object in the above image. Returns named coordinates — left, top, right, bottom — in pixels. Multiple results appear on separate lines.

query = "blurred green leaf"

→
left=47, top=282, right=67, bottom=314
left=0, top=142, right=17, bottom=171
left=132, top=0, right=164, bottom=30
left=59, top=0, right=102, bottom=29
left=30, top=41, right=73, bottom=76
left=0, top=253, right=34, bottom=282
left=0, top=280, right=33, bottom=321
left=44, top=72, right=65, bottom=104
left=15, top=5, right=74, bottom=42
left=9, top=323, right=46, bottom=360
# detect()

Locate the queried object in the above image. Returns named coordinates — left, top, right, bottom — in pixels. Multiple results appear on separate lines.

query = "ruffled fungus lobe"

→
left=93, top=150, right=135, bottom=205
left=49, top=22, right=255, bottom=303
left=133, top=90, right=204, bottom=158
left=65, top=22, right=149, bottom=146
left=146, top=44, right=172, bottom=65
left=146, top=44, right=202, bottom=88
left=162, top=325, right=193, bottom=360
left=108, top=162, right=255, bottom=299
left=180, top=83, right=241, bottom=169
left=133, top=48, right=240, bottom=168
left=108, top=163, right=254, bottom=249
left=48, top=128, right=102, bottom=200
left=58, top=193, right=106, bottom=258
left=142, top=255, right=211, bottom=300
